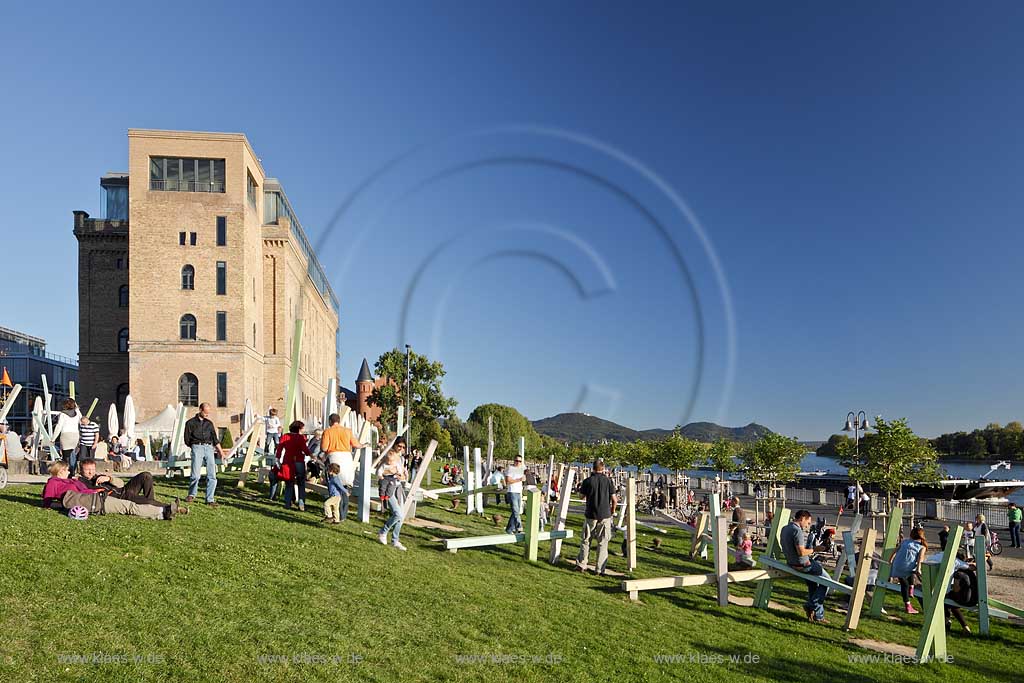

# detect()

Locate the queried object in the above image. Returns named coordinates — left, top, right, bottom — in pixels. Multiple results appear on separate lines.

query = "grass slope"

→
left=0, top=466, right=1019, bottom=683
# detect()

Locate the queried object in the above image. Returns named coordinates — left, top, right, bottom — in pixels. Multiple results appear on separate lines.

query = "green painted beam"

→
left=868, top=509, right=904, bottom=617
left=284, top=320, right=304, bottom=425
left=915, top=525, right=963, bottom=664
left=975, top=535, right=990, bottom=636
left=753, top=507, right=790, bottom=609
left=524, top=489, right=542, bottom=562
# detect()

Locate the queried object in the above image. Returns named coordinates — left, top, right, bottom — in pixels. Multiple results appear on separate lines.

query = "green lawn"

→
left=0, top=468, right=1020, bottom=683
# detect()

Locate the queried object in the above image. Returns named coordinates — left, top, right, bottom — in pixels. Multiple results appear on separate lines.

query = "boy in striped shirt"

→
left=77, top=416, right=101, bottom=465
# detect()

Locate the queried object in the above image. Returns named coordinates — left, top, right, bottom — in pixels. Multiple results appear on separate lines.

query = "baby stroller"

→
left=807, top=517, right=838, bottom=560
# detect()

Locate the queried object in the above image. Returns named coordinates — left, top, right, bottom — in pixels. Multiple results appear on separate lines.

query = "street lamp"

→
left=842, top=410, right=871, bottom=513
left=405, top=344, right=412, bottom=450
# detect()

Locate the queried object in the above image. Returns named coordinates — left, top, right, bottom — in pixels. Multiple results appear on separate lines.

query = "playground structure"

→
left=621, top=504, right=1022, bottom=663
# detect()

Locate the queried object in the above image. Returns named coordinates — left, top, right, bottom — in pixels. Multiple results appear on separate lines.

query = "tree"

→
left=416, top=419, right=453, bottom=456
left=738, top=433, right=804, bottom=485
left=848, top=417, right=941, bottom=508
left=707, top=438, right=737, bottom=479
left=652, top=431, right=702, bottom=472
left=367, top=348, right=458, bottom=435
left=816, top=434, right=853, bottom=458
left=466, top=404, right=544, bottom=458
left=445, top=415, right=485, bottom=454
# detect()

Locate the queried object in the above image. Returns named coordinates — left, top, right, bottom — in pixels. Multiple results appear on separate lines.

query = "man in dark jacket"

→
left=575, top=459, right=618, bottom=575
left=184, top=403, right=225, bottom=506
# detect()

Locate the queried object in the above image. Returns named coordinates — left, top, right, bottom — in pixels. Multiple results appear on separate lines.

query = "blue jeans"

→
left=266, top=434, right=280, bottom=460
left=505, top=492, right=523, bottom=534
left=62, top=449, right=77, bottom=477
left=380, top=494, right=404, bottom=543
left=284, top=461, right=306, bottom=508
left=796, top=560, right=828, bottom=619
left=1010, top=522, right=1021, bottom=548
left=188, top=444, right=217, bottom=502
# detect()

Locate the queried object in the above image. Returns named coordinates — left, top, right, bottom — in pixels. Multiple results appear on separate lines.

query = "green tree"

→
left=707, top=438, right=737, bottom=480
left=466, top=404, right=544, bottom=458
left=652, top=431, right=702, bottom=472
left=816, top=434, right=853, bottom=458
left=848, top=417, right=941, bottom=508
left=738, top=433, right=804, bottom=486
left=445, top=415, right=486, bottom=454
left=416, top=419, right=453, bottom=457
left=367, top=348, right=458, bottom=436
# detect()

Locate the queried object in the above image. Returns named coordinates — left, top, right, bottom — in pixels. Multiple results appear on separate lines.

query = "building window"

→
left=118, top=285, right=129, bottom=308
left=190, top=232, right=197, bottom=246
left=216, top=216, right=226, bottom=246
left=178, top=373, right=199, bottom=407
left=253, top=323, right=256, bottom=347
left=180, top=314, right=197, bottom=340
left=216, top=261, right=226, bottom=295
left=116, top=257, right=124, bottom=270
left=216, top=311, right=227, bottom=341
left=150, top=157, right=226, bottom=193
left=247, top=172, right=258, bottom=209
left=104, top=185, right=128, bottom=221
left=181, top=265, right=195, bottom=290
left=179, top=231, right=186, bottom=246
left=217, top=372, right=227, bottom=408
left=117, top=328, right=129, bottom=353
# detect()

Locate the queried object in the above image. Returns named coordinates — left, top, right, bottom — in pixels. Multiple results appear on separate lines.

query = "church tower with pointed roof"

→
left=355, top=358, right=378, bottom=421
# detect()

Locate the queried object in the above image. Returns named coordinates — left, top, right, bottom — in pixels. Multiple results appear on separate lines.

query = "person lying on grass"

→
left=77, top=458, right=187, bottom=514
left=41, top=461, right=182, bottom=520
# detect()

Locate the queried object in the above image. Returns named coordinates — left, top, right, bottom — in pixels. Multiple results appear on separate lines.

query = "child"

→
left=268, top=458, right=283, bottom=501
left=322, top=462, right=346, bottom=524
left=377, top=445, right=408, bottom=551
left=735, top=531, right=754, bottom=568
left=890, top=527, right=927, bottom=614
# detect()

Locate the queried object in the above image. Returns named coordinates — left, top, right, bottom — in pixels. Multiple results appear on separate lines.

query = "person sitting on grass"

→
left=77, top=459, right=185, bottom=513
left=322, top=463, right=347, bottom=524
left=42, top=462, right=180, bottom=520
left=377, top=444, right=408, bottom=551
left=889, top=526, right=927, bottom=614
left=780, top=509, right=829, bottom=624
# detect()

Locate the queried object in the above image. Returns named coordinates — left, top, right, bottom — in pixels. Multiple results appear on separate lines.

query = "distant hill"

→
left=531, top=413, right=773, bottom=444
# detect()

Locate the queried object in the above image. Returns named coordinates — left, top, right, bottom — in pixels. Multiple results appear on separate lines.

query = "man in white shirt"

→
left=504, top=456, right=526, bottom=534
left=265, top=408, right=282, bottom=459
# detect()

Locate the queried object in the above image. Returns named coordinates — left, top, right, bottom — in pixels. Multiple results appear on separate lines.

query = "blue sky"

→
left=2, top=1, right=1023, bottom=439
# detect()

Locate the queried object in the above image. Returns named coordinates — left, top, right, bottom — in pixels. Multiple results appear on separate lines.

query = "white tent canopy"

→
left=134, top=405, right=178, bottom=435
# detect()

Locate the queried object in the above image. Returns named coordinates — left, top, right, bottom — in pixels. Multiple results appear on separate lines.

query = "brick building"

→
left=344, top=357, right=389, bottom=423
left=74, top=129, right=340, bottom=431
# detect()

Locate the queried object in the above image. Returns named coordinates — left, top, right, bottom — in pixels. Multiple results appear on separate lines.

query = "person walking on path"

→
left=575, top=458, right=618, bottom=575
left=1008, top=503, right=1022, bottom=548
left=184, top=403, right=224, bottom=506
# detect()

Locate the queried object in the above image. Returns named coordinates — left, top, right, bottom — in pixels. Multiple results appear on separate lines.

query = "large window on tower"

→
left=150, top=157, right=226, bottom=193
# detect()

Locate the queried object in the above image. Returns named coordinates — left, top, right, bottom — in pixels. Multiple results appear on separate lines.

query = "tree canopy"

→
left=738, top=432, right=804, bottom=483
left=846, top=417, right=941, bottom=498
left=367, top=348, right=457, bottom=434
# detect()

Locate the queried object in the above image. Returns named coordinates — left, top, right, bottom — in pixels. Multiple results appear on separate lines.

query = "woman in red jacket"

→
left=276, top=421, right=312, bottom=511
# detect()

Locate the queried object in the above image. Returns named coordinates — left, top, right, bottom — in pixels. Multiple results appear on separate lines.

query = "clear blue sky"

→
left=3, top=2, right=1023, bottom=440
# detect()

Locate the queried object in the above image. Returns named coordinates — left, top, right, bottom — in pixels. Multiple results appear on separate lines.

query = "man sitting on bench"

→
left=780, top=509, right=829, bottom=624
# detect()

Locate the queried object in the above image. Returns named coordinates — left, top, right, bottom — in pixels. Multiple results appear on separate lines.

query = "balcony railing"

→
left=149, top=179, right=226, bottom=193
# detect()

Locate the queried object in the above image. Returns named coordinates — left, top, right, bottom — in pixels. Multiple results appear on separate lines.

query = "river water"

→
left=658, top=454, right=1024, bottom=505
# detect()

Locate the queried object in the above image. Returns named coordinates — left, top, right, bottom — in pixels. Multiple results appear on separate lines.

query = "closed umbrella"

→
left=243, top=398, right=254, bottom=432
left=124, top=395, right=136, bottom=441
left=107, top=403, right=119, bottom=441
